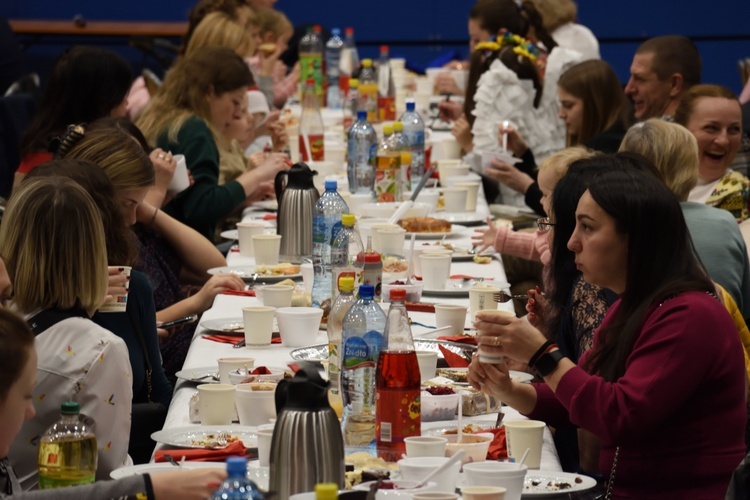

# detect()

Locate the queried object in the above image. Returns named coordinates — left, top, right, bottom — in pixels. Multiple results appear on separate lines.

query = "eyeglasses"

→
left=537, top=217, right=556, bottom=232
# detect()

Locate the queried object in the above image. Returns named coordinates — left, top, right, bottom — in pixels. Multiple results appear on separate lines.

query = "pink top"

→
left=493, top=226, right=550, bottom=265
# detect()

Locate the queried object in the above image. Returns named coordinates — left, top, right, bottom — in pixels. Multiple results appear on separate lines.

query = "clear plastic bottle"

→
left=299, top=27, right=324, bottom=106
left=312, top=180, right=350, bottom=320
left=211, top=457, right=264, bottom=500
left=399, top=100, right=426, bottom=182
left=357, top=235, right=382, bottom=301
left=300, top=77, right=325, bottom=161
left=327, top=274, right=358, bottom=418
left=339, top=27, right=360, bottom=79
left=375, top=288, right=421, bottom=461
left=38, top=401, right=97, bottom=489
left=343, top=78, right=359, bottom=132
left=341, top=284, right=386, bottom=448
left=377, top=45, right=395, bottom=121
left=375, top=124, right=401, bottom=203
left=331, top=214, right=365, bottom=300
left=358, top=59, right=378, bottom=123
left=347, top=110, right=377, bottom=195
left=326, top=28, right=344, bottom=109
left=392, top=121, right=412, bottom=192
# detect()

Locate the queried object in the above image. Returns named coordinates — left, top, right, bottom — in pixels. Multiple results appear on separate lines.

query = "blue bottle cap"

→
left=226, top=456, right=247, bottom=476
left=325, top=180, right=338, bottom=191
left=331, top=28, right=341, bottom=36
left=357, top=110, right=367, bottom=121
left=406, top=100, right=415, bottom=111
left=359, top=284, right=374, bottom=299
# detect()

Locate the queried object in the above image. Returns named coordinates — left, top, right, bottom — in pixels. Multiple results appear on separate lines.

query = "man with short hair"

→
left=625, top=35, right=702, bottom=120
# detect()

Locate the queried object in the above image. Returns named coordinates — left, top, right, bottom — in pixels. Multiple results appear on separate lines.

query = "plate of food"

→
left=438, top=212, right=486, bottom=226
left=419, top=241, right=488, bottom=262
left=175, top=366, right=220, bottom=384
left=150, top=426, right=258, bottom=449
left=523, top=471, right=597, bottom=496
left=397, top=217, right=468, bottom=239
left=207, top=264, right=301, bottom=282
left=200, top=318, right=245, bottom=335
left=421, top=418, right=500, bottom=437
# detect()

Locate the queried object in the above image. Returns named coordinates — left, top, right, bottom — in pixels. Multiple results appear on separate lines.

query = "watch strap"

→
left=534, top=349, right=565, bottom=377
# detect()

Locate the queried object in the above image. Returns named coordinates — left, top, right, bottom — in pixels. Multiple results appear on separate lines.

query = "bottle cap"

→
left=400, top=151, right=412, bottom=164
left=61, top=401, right=80, bottom=415
left=325, top=180, right=338, bottom=191
left=331, top=28, right=341, bottom=36
left=342, top=213, right=356, bottom=226
left=382, top=124, right=393, bottom=135
left=359, top=284, right=375, bottom=299
left=406, top=100, right=415, bottom=111
left=356, top=251, right=382, bottom=264
left=338, top=275, right=355, bottom=292
left=313, top=25, right=322, bottom=33
left=349, top=78, right=359, bottom=88
left=393, top=121, right=403, bottom=132
left=226, top=456, right=248, bottom=476
left=380, top=45, right=389, bottom=53
left=357, top=110, right=367, bottom=120
left=390, top=289, right=406, bottom=302
left=306, top=77, right=316, bottom=85
left=315, top=483, right=339, bottom=500
left=362, top=59, right=372, bottom=67
left=345, top=27, right=354, bottom=35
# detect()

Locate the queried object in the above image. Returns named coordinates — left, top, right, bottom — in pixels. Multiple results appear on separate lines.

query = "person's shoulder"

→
left=682, top=201, right=738, bottom=224
left=180, top=115, right=211, bottom=135
left=657, top=291, right=727, bottom=318
left=723, top=170, right=750, bottom=186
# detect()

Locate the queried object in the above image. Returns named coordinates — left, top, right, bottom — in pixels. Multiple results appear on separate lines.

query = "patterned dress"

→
left=705, top=170, right=750, bottom=222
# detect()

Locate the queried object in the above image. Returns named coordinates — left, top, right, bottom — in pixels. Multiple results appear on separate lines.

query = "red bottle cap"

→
left=313, top=25, right=322, bottom=33
left=389, top=289, right=406, bottom=301
left=305, top=77, right=315, bottom=85
left=380, top=45, right=389, bottom=52
left=345, top=27, right=354, bottom=35
left=357, top=251, right=382, bottom=264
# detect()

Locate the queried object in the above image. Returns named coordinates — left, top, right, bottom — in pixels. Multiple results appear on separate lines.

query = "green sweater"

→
left=157, top=116, right=246, bottom=240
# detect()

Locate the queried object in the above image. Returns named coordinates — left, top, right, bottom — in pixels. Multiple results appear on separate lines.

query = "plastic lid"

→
left=331, top=28, right=341, bottom=36
left=357, top=110, right=367, bottom=120
left=345, top=27, right=354, bottom=35
left=338, top=276, right=355, bottom=292
left=342, top=213, right=356, bottom=226
left=406, top=100, right=415, bottom=111
left=356, top=251, right=382, bottom=264
left=306, top=77, right=316, bottom=85
left=313, top=25, right=322, bottom=33
left=380, top=45, right=389, bottom=52
left=383, top=124, right=393, bottom=135
left=226, top=456, right=248, bottom=476
left=400, top=151, right=412, bottom=164
left=389, top=289, right=406, bottom=302
left=316, top=483, right=339, bottom=500
left=359, top=284, right=375, bottom=299
left=325, top=180, right=338, bottom=190
left=393, top=121, right=403, bottom=132
left=61, top=401, right=80, bottom=415
left=362, top=59, right=372, bottom=67
left=349, top=78, right=359, bottom=87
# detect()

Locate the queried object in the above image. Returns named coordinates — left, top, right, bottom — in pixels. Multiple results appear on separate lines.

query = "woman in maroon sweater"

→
left=469, top=156, right=746, bottom=498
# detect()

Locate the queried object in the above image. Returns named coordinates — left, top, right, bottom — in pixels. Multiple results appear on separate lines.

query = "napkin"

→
left=438, top=335, right=477, bottom=345
left=449, top=275, right=494, bottom=281
left=154, top=441, right=255, bottom=463
left=438, top=344, right=470, bottom=368
left=478, top=427, right=507, bottom=460
left=262, top=213, right=277, bottom=221
left=203, top=334, right=281, bottom=344
left=220, top=290, right=256, bottom=297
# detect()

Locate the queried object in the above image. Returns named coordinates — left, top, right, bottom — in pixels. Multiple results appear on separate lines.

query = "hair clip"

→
left=54, top=124, right=85, bottom=159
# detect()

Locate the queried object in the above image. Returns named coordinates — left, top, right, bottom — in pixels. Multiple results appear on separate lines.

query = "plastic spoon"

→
left=405, top=233, right=416, bottom=285
left=413, top=449, right=466, bottom=489
left=456, top=395, right=463, bottom=443
left=517, top=447, right=530, bottom=467
left=501, top=120, right=509, bottom=154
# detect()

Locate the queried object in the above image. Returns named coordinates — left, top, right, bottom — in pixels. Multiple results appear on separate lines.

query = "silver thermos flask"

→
left=274, top=163, right=320, bottom=263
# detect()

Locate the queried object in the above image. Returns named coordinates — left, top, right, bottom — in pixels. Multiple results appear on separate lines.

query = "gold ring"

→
left=157, top=153, right=165, bottom=159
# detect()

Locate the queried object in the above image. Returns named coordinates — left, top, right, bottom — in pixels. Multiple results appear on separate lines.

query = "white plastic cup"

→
left=98, top=266, right=132, bottom=313
left=252, top=234, right=282, bottom=265
left=376, top=227, right=407, bottom=256
left=463, top=462, right=527, bottom=500
left=404, top=436, right=448, bottom=458
left=197, top=384, right=236, bottom=425
left=412, top=247, right=452, bottom=278
left=415, top=350, right=438, bottom=382
left=301, top=262, right=314, bottom=293
left=168, top=154, right=190, bottom=193
left=469, top=285, right=500, bottom=321
left=276, top=307, right=323, bottom=347
left=476, top=310, right=515, bottom=364
left=256, top=428, right=274, bottom=467
left=434, top=304, right=468, bottom=335
left=235, top=382, right=277, bottom=426
left=504, top=420, right=545, bottom=469
left=442, top=187, right=469, bottom=213
left=370, top=223, right=401, bottom=253
left=461, top=486, right=506, bottom=500
left=242, top=306, right=275, bottom=347
left=398, top=456, right=461, bottom=493
left=455, top=181, right=480, bottom=211
left=217, top=357, right=256, bottom=385
left=419, top=253, right=451, bottom=290
left=237, top=221, right=267, bottom=257
left=261, top=284, right=294, bottom=309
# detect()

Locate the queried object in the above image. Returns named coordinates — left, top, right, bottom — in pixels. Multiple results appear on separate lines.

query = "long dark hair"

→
left=0, top=308, right=35, bottom=403
left=20, top=46, right=132, bottom=157
left=582, top=162, right=714, bottom=381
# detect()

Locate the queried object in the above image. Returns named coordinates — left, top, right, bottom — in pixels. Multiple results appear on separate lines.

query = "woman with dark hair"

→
left=469, top=161, right=746, bottom=497
left=13, top=46, right=132, bottom=189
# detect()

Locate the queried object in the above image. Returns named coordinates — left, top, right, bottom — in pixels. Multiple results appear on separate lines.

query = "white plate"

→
left=200, top=318, right=245, bottom=335
left=422, top=278, right=507, bottom=298
left=421, top=418, right=499, bottom=437
left=407, top=224, right=468, bottom=240
left=207, top=265, right=302, bottom=283
left=151, top=425, right=258, bottom=449
left=110, top=462, right=270, bottom=490
left=175, top=366, right=220, bottom=384
left=523, top=471, right=597, bottom=496
left=252, top=199, right=278, bottom=211
left=439, top=212, right=486, bottom=226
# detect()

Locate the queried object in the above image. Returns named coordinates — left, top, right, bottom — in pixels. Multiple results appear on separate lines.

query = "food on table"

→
left=382, top=256, right=408, bottom=273
left=460, top=387, right=502, bottom=416
left=425, top=386, right=455, bottom=395
left=344, top=469, right=391, bottom=489
left=422, top=387, right=458, bottom=421
left=189, top=433, right=240, bottom=448
left=442, top=424, right=488, bottom=435
left=473, top=255, right=492, bottom=264
left=385, top=281, right=422, bottom=303
left=526, top=478, right=580, bottom=491
left=253, top=263, right=301, bottom=276
left=344, top=452, right=397, bottom=489
left=397, top=217, right=451, bottom=233
left=436, top=368, right=468, bottom=383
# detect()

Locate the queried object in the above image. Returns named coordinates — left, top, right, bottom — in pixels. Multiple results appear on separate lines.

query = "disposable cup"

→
left=504, top=420, right=545, bottom=469
left=475, top=310, right=515, bottom=364
left=415, top=351, right=438, bottom=382
left=252, top=234, right=282, bottom=265
left=376, top=227, right=407, bottom=256
left=276, top=307, right=323, bottom=347
left=455, top=181, right=480, bottom=211
left=370, top=223, right=401, bottom=253
left=217, top=357, right=255, bottom=384
left=463, top=462, right=527, bottom=500
left=98, top=266, right=131, bottom=313
left=412, top=247, right=452, bottom=277
left=235, top=382, right=277, bottom=426
left=197, top=384, right=236, bottom=425
left=168, top=154, right=190, bottom=193
left=461, top=486, right=506, bottom=500
left=434, top=304, right=468, bottom=335
left=242, top=306, right=275, bottom=347
left=404, top=436, right=448, bottom=458
left=442, top=187, right=469, bottom=213
left=419, top=253, right=451, bottom=290
left=261, top=284, right=294, bottom=309
left=301, top=262, right=314, bottom=293
left=256, top=428, right=274, bottom=467
left=237, top=221, right=267, bottom=257
left=398, top=456, right=460, bottom=493
left=469, top=285, right=500, bottom=321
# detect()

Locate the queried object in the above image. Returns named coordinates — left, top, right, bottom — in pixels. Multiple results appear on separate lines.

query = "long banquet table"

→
left=155, top=195, right=562, bottom=472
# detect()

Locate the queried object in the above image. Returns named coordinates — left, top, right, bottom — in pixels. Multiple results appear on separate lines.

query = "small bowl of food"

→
left=444, top=433, right=493, bottom=464
left=421, top=387, right=459, bottom=422
left=228, top=366, right=285, bottom=385
left=382, top=281, right=424, bottom=303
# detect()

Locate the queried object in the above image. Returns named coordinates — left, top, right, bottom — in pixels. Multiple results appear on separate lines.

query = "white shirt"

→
left=689, top=177, right=723, bottom=205
left=551, top=23, right=600, bottom=61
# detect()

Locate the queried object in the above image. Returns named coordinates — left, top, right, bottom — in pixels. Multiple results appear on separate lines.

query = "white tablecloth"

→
left=156, top=197, right=561, bottom=471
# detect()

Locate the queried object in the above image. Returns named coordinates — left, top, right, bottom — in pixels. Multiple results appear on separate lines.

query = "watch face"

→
left=534, top=349, right=564, bottom=377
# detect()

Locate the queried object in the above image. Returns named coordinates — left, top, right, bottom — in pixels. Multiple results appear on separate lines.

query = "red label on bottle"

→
left=376, top=388, right=420, bottom=460
left=299, top=134, right=325, bottom=161
left=377, top=96, right=396, bottom=121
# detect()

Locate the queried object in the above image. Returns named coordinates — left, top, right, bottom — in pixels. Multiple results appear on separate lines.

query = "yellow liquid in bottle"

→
left=38, top=436, right=97, bottom=489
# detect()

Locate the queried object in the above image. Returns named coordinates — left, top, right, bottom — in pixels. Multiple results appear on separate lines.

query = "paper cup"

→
left=412, top=494, right=459, bottom=500
left=412, top=247, right=452, bottom=277
left=217, top=357, right=256, bottom=384
left=398, top=456, right=460, bottom=493
left=461, top=486, right=506, bottom=500
left=376, top=227, right=407, bottom=256
left=168, top=154, right=190, bottom=193
left=237, top=221, right=267, bottom=257
left=404, top=436, right=448, bottom=458
left=370, top=223, right=401, bottom=253
left=434, top=304, right=468, bottom=335
left=256, top=428, right=274, bottom=467
left=442, top=187, right=469, bottom=213
left=261, top=284, right=294, bottom=309
left=463, top=462, right=527, bottom=500
left=504, top=420, right=545, bottom=469
left=252, top=234, right=282, bottom=265
left=235, top=382, right=277, bottom=426
left=469, top=285, right=500, bottom=321
left=197, top=384, right=236, bottom=425
left=98, top=266, right=131, bottom=313
left=455, top=182, right=480, bottom=211
left=420, top=253, right=451, bottom=290
left=242, top=306, right=275, bottom=348
left=415, top=350, right=438, bottom=382
left=301, top=262, right=314, bottom=293
left=476, top=310, right=515, bottom=364
left=276, top=306, right=323, bottom=347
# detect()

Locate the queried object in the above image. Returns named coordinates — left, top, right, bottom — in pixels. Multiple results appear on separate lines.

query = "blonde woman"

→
left=530, top=0, right=599, bottom=60
left=137, top=46, right=288, bottom=240
left=0, top=177, right=133, bottom=487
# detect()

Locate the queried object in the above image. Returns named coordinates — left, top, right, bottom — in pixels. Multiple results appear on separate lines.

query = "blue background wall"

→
left=2, top=0, right=749, bottom=94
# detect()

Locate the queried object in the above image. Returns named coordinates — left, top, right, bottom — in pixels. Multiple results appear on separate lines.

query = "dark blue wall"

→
left=3, top=0, right=749, bottom=94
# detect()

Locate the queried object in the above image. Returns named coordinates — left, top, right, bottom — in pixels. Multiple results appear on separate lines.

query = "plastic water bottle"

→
left=375, top=124, right=401, bottom=202
left=377, top=45, right=395, bottom=121
left=300, top=77, right=325, bottom=161
left=358, top=59, right=378, bottom=123
left=392, top=121, right=412, bottom=192
left=340, top=27, right=360, bottom=79
left=331, top=213, right=365, bottom=300
left=312, top=180, right=350, bottom=319
left=375, top=288, right=421, bottom=461
left=400, top=100, right=426, bottom=182
left=347, top=110, right=377, bottom=195
left=341, top=284, right=386, bottom=448
left=326, top=28, right=344, bottom=109
left=38, top=402, right=97, bottom=489
left=343, top=78, right=359, bottom=132
left=211, top=457, right=263, bottom=500
left=327, top=274, right=358, bottom=417
left=300, top=26, right=324, bottom=106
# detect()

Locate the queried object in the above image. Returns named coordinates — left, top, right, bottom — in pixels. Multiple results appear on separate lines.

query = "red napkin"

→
left=478, top=427, right=507, bottom=460
left=251, top=366, right=272, bottom=375
left=438, top=345, right=470, bottom=368
left=202, top=334, right=281, bottom=344
left=450, top=275, right=494, bottom=281
left=154, top=441, right=254, bottom=463
left=406, top=302, right=436, bottom=313
left=438, top=335, right=477, bottom=345
left=220, top=290, right=256, bottom=297
left=262, top=213, right=277, bottom=221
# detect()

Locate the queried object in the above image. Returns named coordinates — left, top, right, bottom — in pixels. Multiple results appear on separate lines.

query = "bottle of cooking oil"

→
left=38, top=401, right=97, bottom=489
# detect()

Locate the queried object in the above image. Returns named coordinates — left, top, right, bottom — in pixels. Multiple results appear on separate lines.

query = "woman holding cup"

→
left=468, top=163, right=746, bottom=497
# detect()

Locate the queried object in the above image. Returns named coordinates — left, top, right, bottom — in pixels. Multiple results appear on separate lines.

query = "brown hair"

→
left=530, top=0, right=577, bottom=32
left=0, top=308, right=35, bottom=403
left=558, top=59, right=633, bottom=146
left=673, top=84, right=739, bottom=127
left=181, top=0, right=251, bottom=55
left=186, top=11, right=255, bottom=58
left=636, top=35, right=701, bottom=88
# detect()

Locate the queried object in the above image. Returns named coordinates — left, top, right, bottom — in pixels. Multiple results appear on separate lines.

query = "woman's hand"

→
left=104, top=266, right=130, bottom=304
left=485, top=160, right=534, bottom=194
left=254, top=152, right=290, bottom=181
left=268, top=120, right=289, bottom=152
left=246, top=180, right=275, bottom=204
left=497, top=124, right=529, bottom=158
left=435, top=72, right=464, bottom=96
left=150, top=468, right=226, bottom=500
left=471, top=216, right=498, bottom=254
left=437, top=100, right=463, bottom=122
left=468, top=353, right=515, bottom=399
left=150, top=149, right=177, bottom=189
left=191, top=274, right=246, bottom=313
left=451, top=115, right=473, bottom=152
left=474, top=310, right=548, bottom=364
left=526, top=286, right=547, bottom=331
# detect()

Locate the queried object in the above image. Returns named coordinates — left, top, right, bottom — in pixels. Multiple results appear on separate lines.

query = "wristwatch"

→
left=534, top=349, right=565, bottom=378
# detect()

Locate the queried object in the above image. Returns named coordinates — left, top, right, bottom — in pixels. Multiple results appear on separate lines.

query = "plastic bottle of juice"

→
left=375, top=124, right=401, bottom=203
left=299, top=27, right=324, bottom=105
left=392, top=121, right=412, bottom=192
left=358, top=59, right=378, bottom=123
left=343, top=78, right=360, bottom=132
left=300, top=77, right=325, bottom=161
left=331, top=214, right=365, bottom=300
left=377, top=45, right=395, bottom=121
left=327, top=275, right=358, bottom=418
left=38, top=402, right=97, bottom=489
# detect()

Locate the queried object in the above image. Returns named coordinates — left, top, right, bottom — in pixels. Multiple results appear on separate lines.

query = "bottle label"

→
left=300, top=52, right=324, bottom=97
left=300, top=134, right=324, bottom=161
left=343, top=336, right=371, bottom=368
left=376, top=388, right=421, bottom=443
left=374, top=167, right=400, bottom=203
left=377, top=96, right=396, bottom=121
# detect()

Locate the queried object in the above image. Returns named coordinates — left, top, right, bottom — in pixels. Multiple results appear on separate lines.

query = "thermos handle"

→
left=274, top=378, right=290, bottom=414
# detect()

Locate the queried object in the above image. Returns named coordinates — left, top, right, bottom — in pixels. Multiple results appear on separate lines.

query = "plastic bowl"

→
left=382, top=281, right=424, bottom=303
left=354, top=480, right=438, bottom=499
left=360, top=202, right=431, bottom=220
left=228, top=366, right=285, bottom=385
left=444, top=433, right=493, bottom=464
left=420, top=391, right=459, bottom=422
